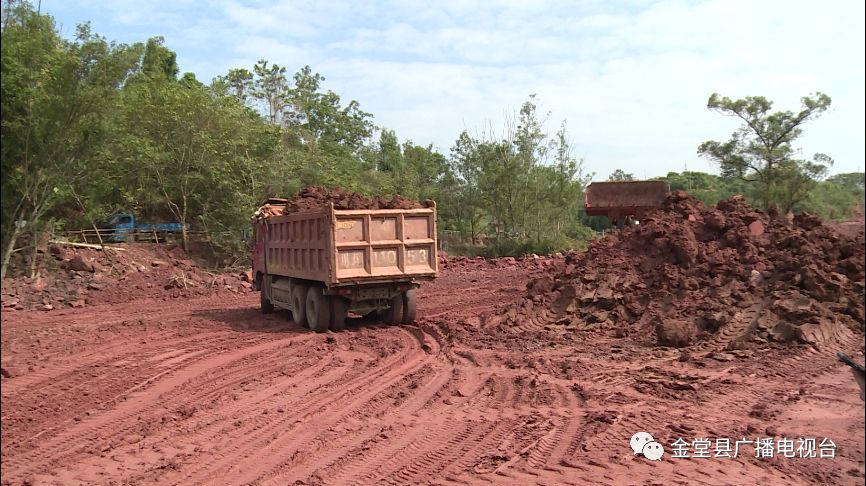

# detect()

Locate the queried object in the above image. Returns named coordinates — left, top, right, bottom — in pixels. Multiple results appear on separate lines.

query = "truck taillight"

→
left=338, top=288, right=352, bottom=296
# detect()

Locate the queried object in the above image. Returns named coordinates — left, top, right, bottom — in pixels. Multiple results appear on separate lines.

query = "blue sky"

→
left=40, top=0, right=865, bottom=180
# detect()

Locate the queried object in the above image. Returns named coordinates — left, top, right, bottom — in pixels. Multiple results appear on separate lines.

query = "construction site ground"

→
left=1, top=254, right=863, bottom=485
left=4, top=190, right=866, bottom=486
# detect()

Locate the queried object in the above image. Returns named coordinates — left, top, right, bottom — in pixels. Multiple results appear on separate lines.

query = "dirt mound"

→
left=286, top=186, right=426, bottom=213
left=485, top=192, right=865, bottom=348
left=1, top=243, right=253, bottom=312
left=827, top=203, right=865, bottom=238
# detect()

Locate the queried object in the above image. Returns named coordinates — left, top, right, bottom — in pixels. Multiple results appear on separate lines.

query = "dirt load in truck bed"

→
left=254, top=186, right=427, bottom=220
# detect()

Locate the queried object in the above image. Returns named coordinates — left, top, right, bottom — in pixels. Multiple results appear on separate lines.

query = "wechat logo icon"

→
left=631, top=431, right=665, bottom=461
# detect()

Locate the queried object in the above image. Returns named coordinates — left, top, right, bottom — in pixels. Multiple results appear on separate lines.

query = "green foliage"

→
left=3, top=4, right=859, bottom=275
left=655, top=170, right=864, bottom=221
left=439, top=97, right=593, bottom=254
left=798, top=173, right=865, bottom=220
left=608, top=169, right=634, bottom=181
left=1, top=3, right=143, bottom=276
left=698, top=92, right=832, bottom=212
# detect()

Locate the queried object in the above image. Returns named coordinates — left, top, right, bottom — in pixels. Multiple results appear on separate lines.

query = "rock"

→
left=240, top=281, right=252, bottom=289
left=151, top=260, right=170, bottom=267
left=41, top=304, right=54, bottom=311
left=68, top=255, right=94, bottom=272
left=748, top=220, right=765, bottom=236
left=87, top=282, right=105, bottom=291
left=31, top=277, right=47, bottom=292
left=655, top=318, right=695, bottom=348
left=697, top=312, right=727, bottom=333
left=69, top=299, right=86, bottom=308
left=749, top=269, right=763, bottom=287
left=240, top=270, right=253, bottom=283
left=2, top=297, right=20, bottom=308
left=0, top=367, right=11, bottom=378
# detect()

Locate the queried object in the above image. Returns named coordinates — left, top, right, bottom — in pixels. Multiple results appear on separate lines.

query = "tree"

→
left=140, top=36, right=178, bottom=80
left=1, top=5, right=141, bottom=279
left=252, top=59, right=288, bottom=124
left=608, top=169, right=634, bottom=181
left=547, top=122, right=591, bottom=238
left=698, top=92, right=833, bottom=212
left=219, top=68, right=253, bottom=102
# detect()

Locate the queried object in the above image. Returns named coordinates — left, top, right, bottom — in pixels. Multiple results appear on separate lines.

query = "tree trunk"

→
left=181, top=194, right=189, bottom=252
left=1, top=224, right=23, bottom=281
left=29, top=227, right=40, bottom=279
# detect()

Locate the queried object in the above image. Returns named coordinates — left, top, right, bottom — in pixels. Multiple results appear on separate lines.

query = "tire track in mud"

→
left=0, top=299, right=269, bottom=396
left=0, top=331, right=282, bottom=458
left=258, top=364, right=456, bottom=486
left=280, top=371, right=513, bottom=485
left=1, top=331, right=269, bottom=399
left=1, top=335, right=312, bottom=483
left=171, top=328, right=436, bottom=485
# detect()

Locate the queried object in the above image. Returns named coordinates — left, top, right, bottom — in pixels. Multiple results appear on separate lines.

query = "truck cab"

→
left=106, top=213, right=137, bottom=242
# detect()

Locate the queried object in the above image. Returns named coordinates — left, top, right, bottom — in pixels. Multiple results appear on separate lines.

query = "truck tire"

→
left=292, top=284, right=308, bottom=327
left=383, top=294, right=404, bottom=325
left=402, top=289, right=417, bottom=324
left=329, top=297, right=347, bottom=332
left=306, top=286, right=330, bottom=333
left=260, top=290, right=274, bottom=314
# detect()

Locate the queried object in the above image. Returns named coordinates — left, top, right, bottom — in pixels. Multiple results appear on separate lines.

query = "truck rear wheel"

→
left=329, top=297, right=347, bottom=331
left=402, top=289, right=417, bottom=324
left=292, top=284, right=308, bottom=327
left=260, top=290, right=274, bottom=314
left=306, top=286, right=330, bottom=333
left=383, top=294, right=404, bottom=325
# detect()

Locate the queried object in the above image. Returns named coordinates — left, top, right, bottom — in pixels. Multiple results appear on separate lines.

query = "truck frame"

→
left=252, top=199, right=438, bottom=332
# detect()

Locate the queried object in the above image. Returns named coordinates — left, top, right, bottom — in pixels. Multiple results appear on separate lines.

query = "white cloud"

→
left=43, top=0, right=866, bottom=179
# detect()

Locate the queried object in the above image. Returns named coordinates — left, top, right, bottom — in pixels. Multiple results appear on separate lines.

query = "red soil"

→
left=1, top=205, right=863, bottom=485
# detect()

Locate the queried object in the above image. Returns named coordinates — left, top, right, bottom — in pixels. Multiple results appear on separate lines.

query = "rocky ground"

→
left=1, top=196, right=864, bottom=486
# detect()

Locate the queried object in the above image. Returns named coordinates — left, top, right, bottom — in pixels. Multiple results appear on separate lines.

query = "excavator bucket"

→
left=584, top=181, right=670, bottom=224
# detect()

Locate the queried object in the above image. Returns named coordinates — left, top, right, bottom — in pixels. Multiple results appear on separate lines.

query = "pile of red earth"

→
left=485, top=192, right=865, bottom=348
left=1, top=243, right=254, bottom=312
left=438, top=252, right=560, bottom=273
left=286, top=186, right=428, bottom=213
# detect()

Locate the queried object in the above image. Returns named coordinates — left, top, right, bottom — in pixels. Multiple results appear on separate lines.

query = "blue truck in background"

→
left=104, top=213, right=189, bottom=242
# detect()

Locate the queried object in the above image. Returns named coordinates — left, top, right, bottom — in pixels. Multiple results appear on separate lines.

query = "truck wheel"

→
left=329, top=297, right=347, bottom=332
left=383, top=294, right=404, bottom=325
left=292, top=284, right=308, bottom=327
left=402, top=289, right=417, bottom=324
left=260, top=291, right=274, bottom=314
left=306, top=286, right=330, bottom=333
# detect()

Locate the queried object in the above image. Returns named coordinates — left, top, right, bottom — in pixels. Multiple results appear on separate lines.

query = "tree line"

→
left=1, top=2, right=862, bottom=279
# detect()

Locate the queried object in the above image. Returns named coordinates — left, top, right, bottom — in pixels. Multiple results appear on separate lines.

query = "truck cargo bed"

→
left=256, top=204, right=438, bottom=287
left=584, top=181, right=670, bottom=219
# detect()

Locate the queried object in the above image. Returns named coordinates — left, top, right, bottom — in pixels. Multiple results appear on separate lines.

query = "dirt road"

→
left=2, top=257, right=864, bottom=485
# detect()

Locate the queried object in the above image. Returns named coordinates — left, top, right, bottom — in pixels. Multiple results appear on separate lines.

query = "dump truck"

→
left=584, top=181, right=670, bottom=228
left=252, top=198, right=438, bottom=332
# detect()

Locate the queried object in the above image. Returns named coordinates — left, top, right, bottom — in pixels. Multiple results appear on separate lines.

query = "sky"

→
left=39, top=0, right=865, bottom=181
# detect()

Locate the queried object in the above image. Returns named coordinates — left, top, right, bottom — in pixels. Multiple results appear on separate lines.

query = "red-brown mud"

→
left=1, top=243, right=253, bottom=313
left=487, top=193, right=865, bottom=350
left=286, top=186, right=427, bottom=213
left=2, top=212, right=864, bottom=485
